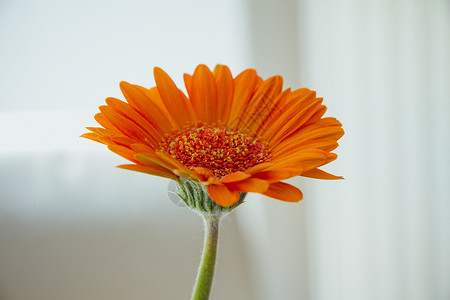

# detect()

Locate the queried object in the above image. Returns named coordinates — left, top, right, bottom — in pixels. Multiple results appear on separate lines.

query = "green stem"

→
left=191, top=216, right=220, bottom=300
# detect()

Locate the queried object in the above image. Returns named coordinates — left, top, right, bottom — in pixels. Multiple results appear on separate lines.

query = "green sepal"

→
left=176, top=178, right=246, bottom=217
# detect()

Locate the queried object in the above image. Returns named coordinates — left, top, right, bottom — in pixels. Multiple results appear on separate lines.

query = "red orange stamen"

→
left=162, top=126, right=269, bottom=178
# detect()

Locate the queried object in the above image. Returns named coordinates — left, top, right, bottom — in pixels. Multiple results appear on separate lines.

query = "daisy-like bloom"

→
left=82, top=64, right=344, bottom=207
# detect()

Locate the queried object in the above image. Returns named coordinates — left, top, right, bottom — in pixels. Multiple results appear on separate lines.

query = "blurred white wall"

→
left=296, top=0, right=450, bottom=299
left=0, top=0, right=250, bottom=112
left=1, top=0, right=450, bottom=299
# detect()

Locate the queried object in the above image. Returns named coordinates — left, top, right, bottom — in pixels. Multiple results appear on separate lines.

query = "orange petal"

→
left=86, top=127, right=135, bottom=147
left=276, top=126, right=344, bottom=151
left=109, top=135, right=137, bottom=147
left=279, top=88, right=312, bottom=111
left=254, top=89, right=291, bottom=135
left=119, top=82, right=176, bottom=134
left=138, top=150, right=196, bottom=179
left=324, top=153, right=338, bottom=165
left=213, top=65, right=234, bottom=125
left=153, top=67, right=195, bottom=128
left=191, top=64, right=217, bottom=124
left=207, top=184, right=241, bottom=207
left=265, top=95, right=323, bottom=144
left=80, top=132, right=112, bottom=145
left=192, top=167, right=215, bottom=182
left=291, top=87, right=312, bottom=98
left=273, top=138, right=339, bottom=158
left=172, top=169, right=201, bottom=181
left=142, top=86, right=164, bottom=107
left=262, top=182, right=303, bottom=202
left=117, top=164, right=177, bottom=180
left=225, top=178, right=269, bottom=193
left=105, top=97, right=164, bottom=140
left=272, top=149, right=328, bottom=171
left=144, top=86, right=181, bottom=126
left=177, top=89, right=198, bottom=122
left=85, top=127, right=116, bottom=137
left=220, top=171, right=251, bottom=183
left=245, top=162, right=274, bottom=174
left=309, top=117, right=343, bottom=128
left=99, top=106, right=158, bottom=146
left=303, top=105, right=327, bottom=127
left=301, top=168, right=344, bottom=180
left=108, top=144, right=138, bottom=163
left=135, top=152, right=175, bottom=171
left=226, top=69, right=258, bottom=127
left=295, top=117, right=343, bottom=135
left=94, top=112, right=118, bottom=132
left=255, top=76, right=264, bottom=89
left=299, top=127, right=345, bottom=144
left=183, top=73, right=193, bottom=97
left=154, top=151, right=188, bottom=170
left=238, top=76, right=283, bottom=133
left=251, top=167, right=302, bottom=183
left=262, top=89, right=317, bottom=142
left=130, top=143, right=155, bottom=153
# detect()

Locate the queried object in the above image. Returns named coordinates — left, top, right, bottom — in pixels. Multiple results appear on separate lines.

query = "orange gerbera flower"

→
left=82, top=64, right=344, bottom=207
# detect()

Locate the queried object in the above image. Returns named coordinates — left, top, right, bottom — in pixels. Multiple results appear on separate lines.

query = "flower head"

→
left=82, top=64, right=344, bottom=207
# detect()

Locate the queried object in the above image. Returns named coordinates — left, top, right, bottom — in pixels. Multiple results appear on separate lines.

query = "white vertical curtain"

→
left=240, top=0, right=450, bottom=299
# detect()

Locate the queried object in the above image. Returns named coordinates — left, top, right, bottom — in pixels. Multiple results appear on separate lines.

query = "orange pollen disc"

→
left=162, top=126, right=270, bottom=178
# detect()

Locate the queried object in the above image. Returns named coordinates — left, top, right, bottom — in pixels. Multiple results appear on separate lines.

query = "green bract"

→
left=176, top=178, right=246, bottom=216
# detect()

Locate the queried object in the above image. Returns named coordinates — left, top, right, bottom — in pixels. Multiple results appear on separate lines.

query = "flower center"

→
left=163, top=126, right=269, bottom=178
